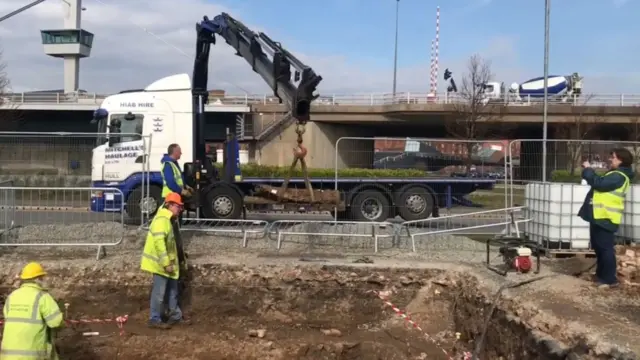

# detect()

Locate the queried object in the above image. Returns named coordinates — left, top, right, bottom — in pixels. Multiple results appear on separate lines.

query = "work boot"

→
left=147, top=321, right=171, bottom=330
left=167, top=317, right=191, bottom=326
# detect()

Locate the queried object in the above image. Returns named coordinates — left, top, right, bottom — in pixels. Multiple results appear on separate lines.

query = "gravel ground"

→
left=0, top=222, right=125, bottom=245
left=0, top=221, right=493, bottom=268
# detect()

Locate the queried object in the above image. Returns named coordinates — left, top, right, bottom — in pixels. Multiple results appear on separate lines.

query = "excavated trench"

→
left=0, top=265, right=630, bottom=359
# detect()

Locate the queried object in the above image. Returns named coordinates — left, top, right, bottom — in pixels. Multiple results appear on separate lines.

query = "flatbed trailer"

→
left=91, top=175, right=495, bottom=223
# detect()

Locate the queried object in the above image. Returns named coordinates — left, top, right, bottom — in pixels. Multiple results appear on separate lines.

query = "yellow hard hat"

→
left=20, top=262, right=46, bottom=280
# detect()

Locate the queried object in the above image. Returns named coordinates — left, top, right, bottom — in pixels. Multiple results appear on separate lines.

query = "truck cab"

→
left=479, top=81, right=508, bottom=103
left=91, top=74, right=195, bottom=220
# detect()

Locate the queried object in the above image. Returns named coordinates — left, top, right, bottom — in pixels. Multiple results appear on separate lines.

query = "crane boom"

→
left=191, top=13, right=322, bottom=165
left=0, top=0, right=47, bottom=23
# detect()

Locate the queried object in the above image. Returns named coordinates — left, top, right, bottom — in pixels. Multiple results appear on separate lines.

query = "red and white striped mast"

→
left=429, top=6, right=440, bottom=96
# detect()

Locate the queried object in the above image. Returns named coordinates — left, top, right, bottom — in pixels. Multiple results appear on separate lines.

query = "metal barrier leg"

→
left=276, top=232, right=283, bottom=250
left=242, top=231, right=249, bottom=248
left=96, top=246, right=107, bottom=260
left=374, top=235, right=379, bottom=253
left=411, top=235, right=417, bottom=253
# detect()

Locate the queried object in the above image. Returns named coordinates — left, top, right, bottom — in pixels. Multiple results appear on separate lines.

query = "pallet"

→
left=543, top=249, right=596, bottom=259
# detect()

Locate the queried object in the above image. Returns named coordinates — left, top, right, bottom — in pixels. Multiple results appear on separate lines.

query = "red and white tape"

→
left=370, top=290, right=472, bottom=360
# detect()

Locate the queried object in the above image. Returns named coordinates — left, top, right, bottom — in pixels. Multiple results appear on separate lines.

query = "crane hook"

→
left=278, top=120, right=314, bottom=203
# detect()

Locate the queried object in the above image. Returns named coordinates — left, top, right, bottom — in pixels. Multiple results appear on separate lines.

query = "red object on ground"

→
left=514, top=256, right=532, bottom=273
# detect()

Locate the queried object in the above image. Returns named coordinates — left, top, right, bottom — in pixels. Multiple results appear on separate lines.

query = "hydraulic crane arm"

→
left=191, top=13, right=322, bottom=166
left=196, top=13, right=322, bottom=118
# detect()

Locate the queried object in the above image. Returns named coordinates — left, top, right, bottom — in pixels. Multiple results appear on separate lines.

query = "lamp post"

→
left=541, top=0, right=550, bottom=182
left=392, top=0, right=400, bottom=98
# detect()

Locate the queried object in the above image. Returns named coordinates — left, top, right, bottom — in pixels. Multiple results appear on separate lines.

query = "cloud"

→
left=0, top=0, right=630, bottom=97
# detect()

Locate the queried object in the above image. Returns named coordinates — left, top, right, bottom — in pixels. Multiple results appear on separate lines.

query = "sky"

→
left=0, top=0, right=638, bottom=95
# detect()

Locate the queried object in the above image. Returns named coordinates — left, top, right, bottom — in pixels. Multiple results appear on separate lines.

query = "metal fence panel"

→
left=0, top=187, right=125, bottom=258
left=0, top=180, right=15, bottom=232
left=507, top=139, right=640, bottom=250
left=179, top=218, right=269, bottom=247
left=334, top=137, right=509, bottom=218
left=400, top=206, right=531, bottom=252
left=0, top=132, right=152, bottom=226
left=267, top=220, right=398, bottom=253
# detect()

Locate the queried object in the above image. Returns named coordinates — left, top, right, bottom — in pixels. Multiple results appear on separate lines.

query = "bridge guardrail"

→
left=3, top=92, right=640, bottom=107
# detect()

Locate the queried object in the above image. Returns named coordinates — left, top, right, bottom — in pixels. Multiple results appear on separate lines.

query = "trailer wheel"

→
left=202, top=185, right=243, bottom=219
left=126, top=185, right=162, bottom=224
left=350, top=190, right=390, bottom=222
left=396, top=186, right=434, bottom=221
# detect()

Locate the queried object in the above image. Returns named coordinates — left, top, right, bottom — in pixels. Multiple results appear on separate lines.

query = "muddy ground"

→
left=0, top=229, right=639, bottom=359
left=1, top=266, right=470, bottom=360
left=0, top=260, right=638, bottom=360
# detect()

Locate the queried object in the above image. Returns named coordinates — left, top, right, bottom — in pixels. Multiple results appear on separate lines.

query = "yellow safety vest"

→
left=161, top=161, right=184, bottom=198
left=1, top=283, right=63, bottom=360
left=140, top=208, right=180, bottom=280
left=592, top=170, right=630, bottom=225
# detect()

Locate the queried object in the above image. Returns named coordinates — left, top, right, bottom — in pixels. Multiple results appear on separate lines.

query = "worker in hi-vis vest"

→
left=578, top=147, right=635, bottom=288
left=141, top=192, right=190, bottom=329
left=161, top=144, right=194, bottom=199
left=1, top=262, right=64, bottom=359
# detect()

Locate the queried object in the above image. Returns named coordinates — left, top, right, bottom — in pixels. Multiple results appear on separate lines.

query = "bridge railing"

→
left=3, top=92, right=640, bottom=107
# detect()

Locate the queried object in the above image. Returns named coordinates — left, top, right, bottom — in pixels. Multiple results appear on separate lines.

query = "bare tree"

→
left=0, top=49, right=23, bottom=131
left=554, top=94, right=603, bottom=175
left=0, top=49, right=9, bottom=106
left=444, top=54, right=507, bottom=171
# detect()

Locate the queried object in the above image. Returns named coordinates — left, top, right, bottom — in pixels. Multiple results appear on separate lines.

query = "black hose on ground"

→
left=472, top=260, right=599, bottom=359
left=471, top=274, right=557, bottom=360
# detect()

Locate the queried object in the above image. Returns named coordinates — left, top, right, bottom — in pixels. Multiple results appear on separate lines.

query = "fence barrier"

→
left=5, top=132, right=640, bottom=257
left=402, top=207, right=531, bottom=253
left=0, top=187, right=125, bottom=259
left=0, top=180, right=15, bottom=232
left=179, top=218, right=270, bottom=247
left=334, top=137, right=508, bottom=219
left=267, top=220, right=398, bottom=253
left=0, top=131, right=153, bottom=227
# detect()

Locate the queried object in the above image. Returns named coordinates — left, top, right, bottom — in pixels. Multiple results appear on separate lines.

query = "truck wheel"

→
left=350, top=190, right=390, bottom=222
left=202, top=185, right=243, bottom=219
left=126, top=185, right=162, bottom=224
left=396, top=186, right=434, bottom=221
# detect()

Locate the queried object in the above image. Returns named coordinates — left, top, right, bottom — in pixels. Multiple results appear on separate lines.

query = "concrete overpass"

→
left=2, top=91, right=640, bottom=171
left=3, top=91, right=640, bottom=121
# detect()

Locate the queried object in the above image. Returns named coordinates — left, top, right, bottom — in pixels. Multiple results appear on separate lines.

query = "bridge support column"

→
left=255, top=122, right=374, bottom=169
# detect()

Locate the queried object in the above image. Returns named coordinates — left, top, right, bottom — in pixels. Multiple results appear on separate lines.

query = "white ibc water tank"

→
left=524, top=182, right=591, bottom=249
left=525, top=182, right=640, bottom=248
left=619, top=185, right=640, bottom=242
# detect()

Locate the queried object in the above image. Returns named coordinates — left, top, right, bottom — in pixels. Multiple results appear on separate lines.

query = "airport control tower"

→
left=40, top=0, right=93, bottom=93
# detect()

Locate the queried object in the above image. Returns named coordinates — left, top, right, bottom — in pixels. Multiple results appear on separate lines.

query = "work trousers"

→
left=149, top=274, right=182, bottom=323
left=589, top=223, right=617, bottom=285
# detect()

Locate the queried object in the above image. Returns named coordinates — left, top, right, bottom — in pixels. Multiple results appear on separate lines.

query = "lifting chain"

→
left=278, top=116, right=315, bottom=202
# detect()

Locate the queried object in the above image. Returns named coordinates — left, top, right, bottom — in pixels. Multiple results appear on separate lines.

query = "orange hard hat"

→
left=165, top=192, right=183, bottom=206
